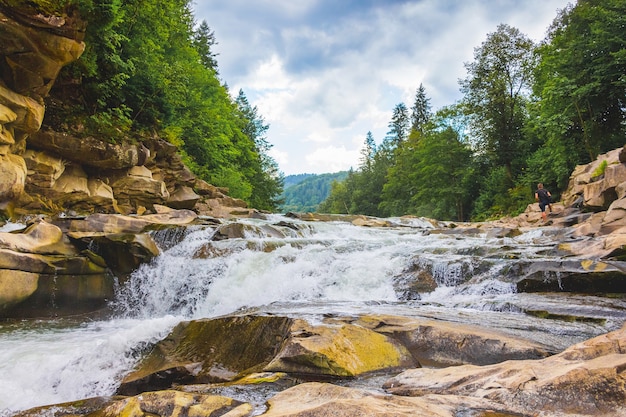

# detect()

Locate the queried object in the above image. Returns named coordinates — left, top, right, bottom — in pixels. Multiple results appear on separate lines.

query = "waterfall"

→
left=1, top=215, right=624, bottom=416
left=113, top=219, right=413, bottom=319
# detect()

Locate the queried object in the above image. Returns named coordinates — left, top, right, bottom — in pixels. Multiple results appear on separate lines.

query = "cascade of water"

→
left=1, top=216, right=624, bottom=416
left=113, top=219, right=413, bottom=319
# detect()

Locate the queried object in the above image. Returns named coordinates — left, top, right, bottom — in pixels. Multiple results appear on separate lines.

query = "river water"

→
left=1, top=215, right=625, bottom=415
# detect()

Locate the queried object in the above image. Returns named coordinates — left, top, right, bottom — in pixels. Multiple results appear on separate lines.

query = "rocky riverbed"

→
left=2, top=192, right=626, bottom=416
left=1, top=145, right=626, bottom=416
left=1, top=3, right=626, bottom=415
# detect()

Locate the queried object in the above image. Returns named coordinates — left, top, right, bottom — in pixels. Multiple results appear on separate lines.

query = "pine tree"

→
left=384, top=103, right=410, bottom=149
left=193, top=21, right=219, bottom=73
left=410, top=83, right=431, bottom=134
left=359, top=131, right=377, bottom=171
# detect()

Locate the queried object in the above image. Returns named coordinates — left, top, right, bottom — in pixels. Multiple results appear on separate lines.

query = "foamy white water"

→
left=1, top=215, right=624, bottom=415
left=0, top=316, right=180, bottom=415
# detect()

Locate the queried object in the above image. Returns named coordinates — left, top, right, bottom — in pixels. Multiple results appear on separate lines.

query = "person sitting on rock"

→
left=534, top=183, right=552, bottom=222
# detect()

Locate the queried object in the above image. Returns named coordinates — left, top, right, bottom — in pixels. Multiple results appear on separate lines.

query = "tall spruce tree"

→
left=235, top=90, right=284, bottom=211
left=410, top=83, right=431, bottom=134
left=193, top=21, right=219, bottom=73
left=384, top=103, right=410, bottom=149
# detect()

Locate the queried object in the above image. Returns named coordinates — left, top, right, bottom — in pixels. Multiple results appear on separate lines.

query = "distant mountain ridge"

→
left=279, top=171, right=349, bottom=213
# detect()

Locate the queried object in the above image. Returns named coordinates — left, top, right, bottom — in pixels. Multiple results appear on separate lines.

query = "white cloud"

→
left=268, top=147, right=289, bottom=166
left=305, top=145, right=361, bottom=173
left=194, top=0, right=571, bottom=175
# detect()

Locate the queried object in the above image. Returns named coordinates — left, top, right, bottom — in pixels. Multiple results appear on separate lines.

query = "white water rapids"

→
left=1, top=215, right=625, bottom=415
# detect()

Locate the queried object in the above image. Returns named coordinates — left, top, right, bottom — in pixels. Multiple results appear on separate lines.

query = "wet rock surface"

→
left=385, top=324, right=626, bottom=416
left=14, top=315, right=626, bottom=417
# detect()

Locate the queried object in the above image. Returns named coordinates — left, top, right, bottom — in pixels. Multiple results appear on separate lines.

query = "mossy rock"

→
left=118, top=315, right=294, bottom=395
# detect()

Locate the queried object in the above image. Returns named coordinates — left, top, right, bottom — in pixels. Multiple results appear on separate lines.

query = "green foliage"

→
left=591, top=160, right=608, bottom=179
left=382, top=106, right=477, bottom=220
left=318, top=176, right=352, bottom=214
left=319, top=4, right=624, bottom=221
left=42, top=0, right=282, bottom=210
left=280, top=172, right=348, bottom=213
left=460, top=24, right=535, bottom=183
left=283, top=173, right=316, bottom=189
left=1, top=0, right=76, bottom=14
left=533, top=0, right=626, bottom=162
left=84, top=105, right=132, bottom=140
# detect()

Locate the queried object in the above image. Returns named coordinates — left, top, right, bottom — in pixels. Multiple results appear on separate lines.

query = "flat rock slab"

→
left=385, top=324, right=626, bottom=416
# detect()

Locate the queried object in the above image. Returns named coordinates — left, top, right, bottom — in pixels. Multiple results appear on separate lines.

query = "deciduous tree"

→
left=460, top=24, right=535, bottom=183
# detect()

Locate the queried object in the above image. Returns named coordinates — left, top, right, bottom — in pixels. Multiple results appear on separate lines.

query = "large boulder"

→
left=384, top=324, right=626, bottom=416
left=0, top=83, right=45, bottom=142
left=0, top=220, right=114, bottom=318
left=0, top=220, right=74, bottom=255
left=118, top=313, right=553, bottom=398
left=14, top=390, right=252, bottom=417
left=0, top=270, right=39, bottom=311
left=352, top=315, right=552, bottom=367
left=118, top=314, right=416, bottom=396
left=110, top=165, right=170, bottom=214
left=166, top=185, right=201, bottom=210
left=118, top=315, right=295, bottom=395
left=261, top=382, right=495, bottom=417
left=264, top=318, right=415, bottom=377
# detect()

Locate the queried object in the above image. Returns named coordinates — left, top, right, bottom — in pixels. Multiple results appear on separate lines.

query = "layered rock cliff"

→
left=0, top=3, right=84, bottom=213
left=0, top=3, right=255, bottom=220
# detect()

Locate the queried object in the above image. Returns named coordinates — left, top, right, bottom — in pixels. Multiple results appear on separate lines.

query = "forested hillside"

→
left=280, top=172, right=349, bottom=213
left=283, top=174, right=316, bottom=189
left=29, top=0, right=283, bottom=211
left=14, top=0, right=624, bottom=219
left=321, top=0, right=625, bottom=221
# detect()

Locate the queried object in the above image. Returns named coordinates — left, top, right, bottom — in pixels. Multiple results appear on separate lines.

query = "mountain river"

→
left=1, top=214, right=625, bottom=415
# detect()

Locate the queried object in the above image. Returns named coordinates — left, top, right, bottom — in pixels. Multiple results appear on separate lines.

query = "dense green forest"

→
left=280, top=172, right=349, bottom=213
left=16, top=0, right=624, bottom=219
left=283, top=174, right=316, bottom=189
left=25, top=0, right=283, bottom=211
left=321, top=0, right=626, bottom=221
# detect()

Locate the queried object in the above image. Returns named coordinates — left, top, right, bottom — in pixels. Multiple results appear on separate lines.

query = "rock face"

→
left=17, top=128, right=254, bottom=217
left=385, top=323, right=626, bottom=416
left=0, top=219, right=114, bottom=317
left=0, top=5, right=85, bottom=210
left=0, top=5, right=257, bottom=220
left=117, top=314, right=551, bottom=397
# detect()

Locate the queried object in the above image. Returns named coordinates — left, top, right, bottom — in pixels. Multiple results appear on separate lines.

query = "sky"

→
left=193, top=0, right=571, bottom=176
